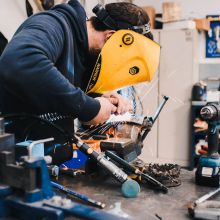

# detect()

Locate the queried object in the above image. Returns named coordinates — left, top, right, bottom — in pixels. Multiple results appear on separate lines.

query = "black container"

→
left=192, top=82, right=207, bottom=101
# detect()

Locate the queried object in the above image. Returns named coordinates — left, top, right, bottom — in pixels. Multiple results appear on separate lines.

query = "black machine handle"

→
left=151, top=95, right=169, bottom=123
left=105, top=150, right=168, bottom=193
left=141, top=95, right=169, bottom=142
left=207, top=123, right=219, bottom=156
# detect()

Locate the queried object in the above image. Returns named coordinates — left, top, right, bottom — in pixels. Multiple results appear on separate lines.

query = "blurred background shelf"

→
left=199, top=58, right=220, bottom=64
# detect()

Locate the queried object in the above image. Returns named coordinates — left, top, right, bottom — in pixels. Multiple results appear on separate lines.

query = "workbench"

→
left=54, top=169, right=216, bottom=220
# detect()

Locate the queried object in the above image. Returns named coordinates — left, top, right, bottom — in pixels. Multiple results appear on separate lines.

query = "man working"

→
left=0, top=0, right=153, bottom=123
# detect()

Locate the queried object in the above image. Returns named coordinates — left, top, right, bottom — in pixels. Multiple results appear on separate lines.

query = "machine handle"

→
left=105, top=150, right=168, bottom=193
left=141, top=95, right=169, bottom=142
left=152, top=95, right=169, bottom=124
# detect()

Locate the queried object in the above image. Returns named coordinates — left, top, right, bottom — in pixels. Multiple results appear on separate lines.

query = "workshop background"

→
left=0, top=0, right=220, bottom=220
left=82, top=0, right=220, bottom=168
left=2, top=0, right=219, bottom=168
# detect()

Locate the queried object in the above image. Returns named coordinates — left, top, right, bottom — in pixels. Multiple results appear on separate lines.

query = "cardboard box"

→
left=142, top=6, right=156, bottom=29
left=162, top=2, right=182, bottom=23
left=194, top=18, right=210, bottom=31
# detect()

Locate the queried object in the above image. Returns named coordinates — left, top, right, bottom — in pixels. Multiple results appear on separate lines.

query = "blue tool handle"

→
left=51, top=181, right=105, bottom=209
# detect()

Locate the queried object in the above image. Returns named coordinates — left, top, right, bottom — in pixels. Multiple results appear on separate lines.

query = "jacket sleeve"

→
left=0, top=14, right=100, bottom=122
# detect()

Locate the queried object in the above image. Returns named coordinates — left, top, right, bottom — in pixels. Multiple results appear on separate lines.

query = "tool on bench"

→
left=188, top=188, right=220, bottom=219
left=195, top=103, right=220, bottom=187
left=51, top=181, right=106, bottom=209
left=100, top=95, right=169, bottom=162
left=0, top=118, right=132, bottom=220
left=105, top=150, right=168, bottom=193
left=2, top=113, right=141, bottom=198
left=75, top=135, right=140, bottom=198
left=76, top=96, right=176, bottom=191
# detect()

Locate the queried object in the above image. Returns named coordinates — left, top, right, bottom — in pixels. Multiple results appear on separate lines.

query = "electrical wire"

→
left=1, top=113, right=75, bottom=143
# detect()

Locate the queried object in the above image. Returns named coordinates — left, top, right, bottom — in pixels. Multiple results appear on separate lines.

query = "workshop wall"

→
left=134, top=0, right=220, bottom=19
left=85, top=0, right=220, bottom=18
left=0, top=0, right=66, bottom=40
left=0, top=0, right=27, bottom=40
left=84, top=0, right=220, bottom=90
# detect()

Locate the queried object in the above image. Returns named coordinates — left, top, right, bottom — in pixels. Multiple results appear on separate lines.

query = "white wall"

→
left=133, top=0, right=220, bottom=19
left=0, top=0, right=66, bottom=40
left=85, top=0, right=220, bottom=19
left=2, top=0, right=220, bottom=39
left=0, top=0, right=27, bottom=40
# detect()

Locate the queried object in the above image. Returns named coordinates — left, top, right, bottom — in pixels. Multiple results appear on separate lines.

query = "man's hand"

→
left=84, top=97, right=117, bottom=125
left=102, top=91, right=133, bottom=115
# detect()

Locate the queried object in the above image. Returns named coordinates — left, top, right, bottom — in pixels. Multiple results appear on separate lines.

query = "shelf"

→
left=199, top=58, right=220, bottom=64
left=192, top=101, right=207, bottom=106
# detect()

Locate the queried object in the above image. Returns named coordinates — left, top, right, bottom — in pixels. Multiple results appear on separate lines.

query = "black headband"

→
left=92, top=4, right=151, bottom=35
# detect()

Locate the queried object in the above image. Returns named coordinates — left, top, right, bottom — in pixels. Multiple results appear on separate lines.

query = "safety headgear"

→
left=92, top=4, right=151, bottom=35
left=86, top=30, right=160, bottom=94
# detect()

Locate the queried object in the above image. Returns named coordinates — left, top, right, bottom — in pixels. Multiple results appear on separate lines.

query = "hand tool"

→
left=195, top=103, right=220, bottom=187
left=105, top=150, right=168, bottom=193
left=75, top=136, right=140, bottom=198
left=188, top=187, right=220, bottom=219
left=51, top=181, right=106, bottom=209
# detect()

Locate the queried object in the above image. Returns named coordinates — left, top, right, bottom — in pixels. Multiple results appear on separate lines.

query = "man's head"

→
left=87, top=2, right=153, bottom=55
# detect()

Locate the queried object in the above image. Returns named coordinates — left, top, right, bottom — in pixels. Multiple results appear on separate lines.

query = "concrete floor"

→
left=54, top=169, right=216, bottom=220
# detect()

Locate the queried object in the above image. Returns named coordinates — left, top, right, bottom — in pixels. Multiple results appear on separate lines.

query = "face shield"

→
left=86, top=29, right=161, bottom=94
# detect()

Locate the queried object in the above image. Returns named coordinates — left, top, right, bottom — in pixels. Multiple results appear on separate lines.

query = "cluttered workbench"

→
left=1, top=100, right=220, bottom=220
left=53, top=169, right=215, bottom=220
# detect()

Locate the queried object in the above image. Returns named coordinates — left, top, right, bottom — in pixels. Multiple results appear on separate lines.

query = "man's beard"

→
left=89, top=47, right=101, bottom=58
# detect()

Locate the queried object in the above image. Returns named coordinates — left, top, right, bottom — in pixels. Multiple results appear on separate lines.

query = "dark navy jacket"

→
left=0, top=0, right=100, bottom=122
